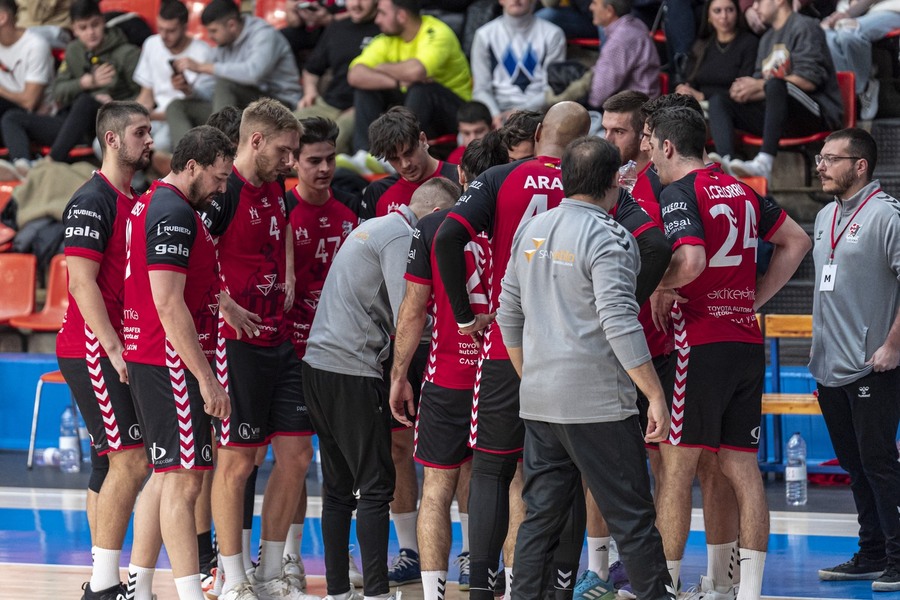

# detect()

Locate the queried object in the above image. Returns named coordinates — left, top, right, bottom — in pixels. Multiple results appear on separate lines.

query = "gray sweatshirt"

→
left=303, top=205, right=418, bottom=378
left=212, top=16, right=302, bottom=107
left=497, top=198, right=650, bottom=424
left=809, top=180, right=900, bottom=387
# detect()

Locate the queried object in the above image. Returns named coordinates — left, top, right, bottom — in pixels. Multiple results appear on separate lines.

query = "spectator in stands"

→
left=165, top=0, right=302, bottom=146
left=675, top=0, right=758, bottom=104
left=447, top=100, right=492, bottom=164
left=133, top=0, right=214, bottom=153
left=662, top=0, right=703, bottom=85
left=470, top=0, right=565, bottom=129
left=347, top=0, right=472, bottom=155
left=588, top=0, right=660, bottom=110
left=708, top=0, right=842, bottom=180
left=295, top=0, right=380, bottom=155
left=281, top=0, right=346, bottom=71
left=498, top=108, right=541, bottom=160
left=16, top=0, right=71, bottom=48
left=535, top=0, right=598, bottom=39
left=0, top=0, right=140, bottom=179
left=822, top=0, right=900, bottom=121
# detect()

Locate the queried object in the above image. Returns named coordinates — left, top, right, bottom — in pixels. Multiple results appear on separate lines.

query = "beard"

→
left=821, top=169, right=856, bottom=197
left=187, top=178, right=214, bottom=211
left=119, top=145, right=151, bottom=172
left=254, top=151, right=282, bottom=183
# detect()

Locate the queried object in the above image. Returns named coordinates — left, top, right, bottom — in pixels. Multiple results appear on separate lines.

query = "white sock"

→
left=707, top=542, right=735, bottom=589
left=241, top=530, right=253, bottom=572
left=221, top=553, right=248, bottom=593
left=459, top=513, right=469, bottom=553
left=503, top=568, right=513, bottom=600
left=284, top=523, right=304, bottom=557
left=126, top=564, right=156, bottom=600
left=257, top=539, right=286, bottom=582
left=174, top=574, right=206, bottom=600
left=736, top=548, right=765, bottom=600
left=90, top=547, right=121, bottom=592
left=422, top=570, right=448, bottom=600
left=609, top=537, right=620, bottom=564
left=587, top=537, right=610, bottom=579
left=667, top=560, right=681, bottom=590
left=731, top=541, right=741, bottom=584
left=756, top=152, right=774, bottom=168
left=392, top=511, right=419, bottom=553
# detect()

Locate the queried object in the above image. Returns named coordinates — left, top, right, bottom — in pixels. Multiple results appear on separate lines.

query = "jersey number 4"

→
left=315, top=236, right=342, bottom=263
left=517, top=194, right=549, bottom=231
left=708, top=201, right=758, bottom=267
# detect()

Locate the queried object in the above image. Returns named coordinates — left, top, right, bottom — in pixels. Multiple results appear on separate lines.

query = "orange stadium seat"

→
left=11, top=254, right=69, bottom=335
left=187, top=0, right=214, bottom=43
left=100, top=0, right=161, bottom=30
left=256, top=0, right=290, bottom=29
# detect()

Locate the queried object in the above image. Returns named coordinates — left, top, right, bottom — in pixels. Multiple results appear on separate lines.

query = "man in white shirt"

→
left=134, top=0, right=214, bottom=152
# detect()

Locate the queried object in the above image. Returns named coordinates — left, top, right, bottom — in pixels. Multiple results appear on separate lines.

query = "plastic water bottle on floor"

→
left=59, top=406, right=81, bottom=474
left=785, top=432, right=807, bottom=506
left=33, top=447, right=61, bottom=467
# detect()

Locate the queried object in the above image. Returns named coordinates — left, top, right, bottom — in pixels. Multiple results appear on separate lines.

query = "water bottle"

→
left=77, top=410, right=91, bottom=464
left=33, top=447, right=61, bottom=467
left=59, top=406, right=81, bottom=474
left=785, top=432, right=807, bottom=506
left=618, top=160, right=638, bottom=193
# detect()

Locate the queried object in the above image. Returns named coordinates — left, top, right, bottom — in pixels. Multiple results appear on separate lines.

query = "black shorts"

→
left=470, top=358, right=524, bottom=455
left=59, top=356, right=143, bottom=456
left=414, top=382, right=474, bottom=468
left=664, top=342, right=764, bottom=452
left=218, top=339, right=312, bottom=447
left=383, top=341, right=429, bottom=431
left=127, top=361, right=214, bottom=472
left=637, top=353, right=676, bottom=450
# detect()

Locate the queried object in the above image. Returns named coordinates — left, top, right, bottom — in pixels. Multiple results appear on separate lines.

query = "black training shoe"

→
left=819, top=554, right=886, bottom=581
left=873, top=564, right=900, bottom=591
left=81, top=582, right=124, bottom=600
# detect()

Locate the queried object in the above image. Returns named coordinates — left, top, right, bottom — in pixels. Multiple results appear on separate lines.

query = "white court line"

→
left=0, top=486, right=859, bottom=537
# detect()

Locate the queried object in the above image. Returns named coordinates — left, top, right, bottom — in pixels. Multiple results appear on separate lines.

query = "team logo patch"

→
left=846, top=223, right=861, bottom=244
left=858, top=386, right=871, bottom=398
left=129, top=424, right=142, bottom=441
left=201, top=444, right=212, bottom=462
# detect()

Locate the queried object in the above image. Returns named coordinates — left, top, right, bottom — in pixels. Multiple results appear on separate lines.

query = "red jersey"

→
left=446, top=156, right=565, bottom=360
left=215, top=169, right=289, bottom=346
left=284, top=188, right=357, bottom=359
left=629, top=163, right=673, bottom=358
left=57, top=172, right=136, bottom=359
left=123, top=181, right=220, bottom=366
left=360, top=161, right=458, bottom=220
left=406, top=208, right=490, bottom=389
left=660, top=166, right=786, bottom=346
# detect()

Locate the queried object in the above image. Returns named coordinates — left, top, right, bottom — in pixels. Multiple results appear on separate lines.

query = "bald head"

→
left=537, top=102, right=591, bottom=155
left=407, top=177, right=462, bottom=218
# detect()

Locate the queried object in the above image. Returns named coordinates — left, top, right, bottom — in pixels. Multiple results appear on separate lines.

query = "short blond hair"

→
left=239, top=98, right=302, bottom=144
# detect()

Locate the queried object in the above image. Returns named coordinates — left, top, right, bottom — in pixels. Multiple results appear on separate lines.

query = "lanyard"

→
left=829, top=188, right=880, bottom=262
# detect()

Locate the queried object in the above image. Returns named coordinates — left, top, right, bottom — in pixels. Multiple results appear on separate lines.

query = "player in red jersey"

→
left=124, top=125, right=234, bottom=600
left=359, top=106, right=458, bottom=221
left=282, top=116, right=360, bottom=586
left=647, top=107, right=810, bottom=600
left=205, top=100, right=320, bottom=600
left=433, top=101, right=591, bottom=600
left=57, top=101, right=153, bottom=600
left=388, top=132, right=508, bottom=600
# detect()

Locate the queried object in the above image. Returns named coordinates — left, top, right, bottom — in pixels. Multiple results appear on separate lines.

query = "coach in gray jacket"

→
left=496, top=136, right=674, bottom=600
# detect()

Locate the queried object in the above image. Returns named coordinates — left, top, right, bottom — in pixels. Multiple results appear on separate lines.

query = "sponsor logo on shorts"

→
left=750, top=425, right=760, bottom=445
left=129, top=424, right=142, bottom=441
left=238, top=423, right=260, bottom=440
left=858, top=386, right=870, bottom=398
left=150, top=443, right=167, bottom=462
left=201, top=444, right=212, bottom=462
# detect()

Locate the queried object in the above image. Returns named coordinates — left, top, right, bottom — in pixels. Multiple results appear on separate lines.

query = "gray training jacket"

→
left=809, top=180, right=900, bottom=387
left=304, top=205, right=418, bottom=378
left=496, top=198, right=650, bottom=424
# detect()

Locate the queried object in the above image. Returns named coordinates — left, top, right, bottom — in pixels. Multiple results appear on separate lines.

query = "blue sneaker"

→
left=456, top=552, right=470, bottom=591
left=609, top=561, right=634, bottom=599
left=388, top=548, right=421, bottom=586
left=574, top=570, right=615, bottom=600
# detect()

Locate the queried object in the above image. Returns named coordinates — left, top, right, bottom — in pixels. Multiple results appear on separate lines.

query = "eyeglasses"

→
left=814, top=154, right=862, bottom=167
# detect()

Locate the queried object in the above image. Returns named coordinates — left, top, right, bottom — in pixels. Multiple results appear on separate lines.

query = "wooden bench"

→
left=761, top=314, right=819, bottom=415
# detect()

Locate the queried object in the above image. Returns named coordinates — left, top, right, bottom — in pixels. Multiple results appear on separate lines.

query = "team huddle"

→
left=59, top=92, right=816, bottom=600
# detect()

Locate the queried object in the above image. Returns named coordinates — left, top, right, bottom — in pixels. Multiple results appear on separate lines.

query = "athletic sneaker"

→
left=82, top=582, right=124, bottom=600
left=203, top=567, right=226, bottom=600
left=493, top=568, right=506, bottom=597
left=681, top=576, right=736, bottom=600
left=573, top=570, right=615, bottom=600
left=220, top=582, right=259, bottom=600
left=283, top=554, right=307, bottom=592
left=608, top=561, right=633, bottom=598
left=456, top=552, right=471, bottom=591
left=348, top=547, right=364, bottom=587
left=387, top=548, right=421, bottom=586
left=873, top=564, right=900, bottom=591
left=819, top=553, right=886, bottom=581
left=255, top=574, right=321, bottom=600
left=323, top=592, right=363, bottom=600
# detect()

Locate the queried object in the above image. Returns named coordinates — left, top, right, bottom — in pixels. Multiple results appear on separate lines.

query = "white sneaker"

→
left=219, top=582, right=259, bottom=600
left=323, top=592, right=363, bottom=600
left=204, top=567, right=226, bottom=600
left=729, top=156, right=771, bottom=180
left=282, top=554, right=307, bottom=592
left=255, top=575, right=321, bottom=600
left=860, top=78, right=880, bottom=121
left=681, top=575, right=736, bottom=600
left=348, top=548, right=364, bottom=588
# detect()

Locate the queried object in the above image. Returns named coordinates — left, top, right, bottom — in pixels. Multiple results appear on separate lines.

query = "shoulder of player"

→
left=146, top=186, right=196, bottom=226
left=365, top=174, right=400, bottom=198
left=415, top=208, right=449, bottom=240
left=438, top=161, right=458, bottom=180
left=65, top=173, right=118, bottom=212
